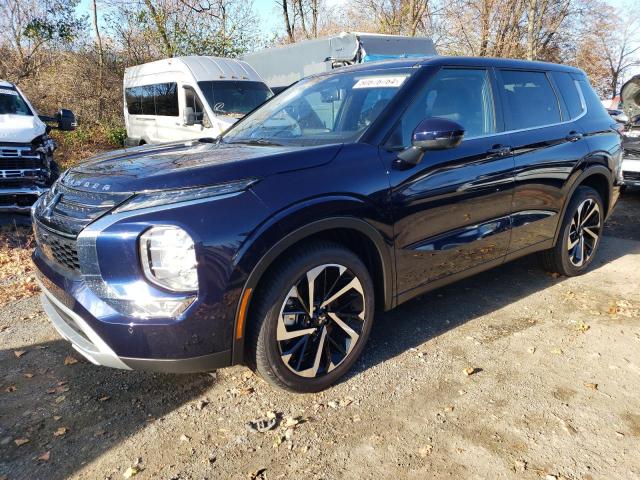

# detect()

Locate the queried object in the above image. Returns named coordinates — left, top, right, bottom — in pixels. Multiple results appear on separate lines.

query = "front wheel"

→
left=247, top=242, right=375, bottom=393
left=540, top=186, right=604, bottom=276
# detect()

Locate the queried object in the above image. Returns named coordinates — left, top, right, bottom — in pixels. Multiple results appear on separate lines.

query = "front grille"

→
left=0, top=158, right=43, bottom=169
left=34, top=183, right=131, bottom=236
left=0, top=193, right=39, bottom=207
left=623, top=171, right=640, bottom=182
left=34, top=220, right=80, bottom=272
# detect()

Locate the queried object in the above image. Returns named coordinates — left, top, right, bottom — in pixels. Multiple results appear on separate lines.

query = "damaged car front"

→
left=620, top=75, right=640, bottom=188
left=0, top=81, right=76, bottom=212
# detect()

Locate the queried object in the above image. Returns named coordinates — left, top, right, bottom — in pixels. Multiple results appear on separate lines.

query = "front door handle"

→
left=487, top=145, right=512, bottom=156
left=566, top=131, right=583, bottom=142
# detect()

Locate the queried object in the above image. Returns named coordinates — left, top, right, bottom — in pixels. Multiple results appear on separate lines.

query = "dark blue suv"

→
left=32, top=57, right=622, bottom=392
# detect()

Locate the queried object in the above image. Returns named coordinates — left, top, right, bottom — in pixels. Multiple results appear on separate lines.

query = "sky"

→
left=78, top=0, right=639, bottom=77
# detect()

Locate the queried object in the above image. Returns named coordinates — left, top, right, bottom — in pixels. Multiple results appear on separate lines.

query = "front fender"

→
left=227, top=196, right=395, bottom=365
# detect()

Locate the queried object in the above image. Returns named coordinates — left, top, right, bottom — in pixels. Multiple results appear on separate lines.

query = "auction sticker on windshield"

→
left=353, top=76, right=408, bottom=89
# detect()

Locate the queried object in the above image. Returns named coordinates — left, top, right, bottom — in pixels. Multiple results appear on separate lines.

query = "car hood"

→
left=0, top=114, right=46, bottom=143
left=621, top=75, right=640, bottom=123
left=62, top=140, right=341, bottom=193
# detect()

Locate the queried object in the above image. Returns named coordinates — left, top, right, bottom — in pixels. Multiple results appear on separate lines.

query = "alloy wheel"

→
left=567, top=198, right=601, bottom=267
left=276, top=264, right=366, bottom=378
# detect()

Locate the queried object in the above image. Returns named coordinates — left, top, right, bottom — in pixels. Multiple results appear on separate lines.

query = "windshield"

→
left=0, top=88, right=32, bottom=116
left=198, top=81, right=272, bottom=119
left=221, top=68, right=413, bottom=147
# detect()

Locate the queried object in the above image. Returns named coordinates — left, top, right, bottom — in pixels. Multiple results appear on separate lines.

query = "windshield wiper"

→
left=226, top=138, right=283, bottom=147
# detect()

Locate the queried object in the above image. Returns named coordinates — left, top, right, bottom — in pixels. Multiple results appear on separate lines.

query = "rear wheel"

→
left=541, top=186, right=604, bottom=276
left=247, top=242, right=375, bottom=393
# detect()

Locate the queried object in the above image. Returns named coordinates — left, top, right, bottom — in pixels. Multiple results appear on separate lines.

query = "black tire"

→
left=540, top=186, right=604, bottom=276
left=247, top=241, right=375, bottom=393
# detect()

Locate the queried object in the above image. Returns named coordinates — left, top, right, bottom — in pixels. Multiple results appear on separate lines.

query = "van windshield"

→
left=198, top=81, right=272, bottom=119
left=221, top=68, right=413, bottom=147
left=0, top=88, right=32, bottom=116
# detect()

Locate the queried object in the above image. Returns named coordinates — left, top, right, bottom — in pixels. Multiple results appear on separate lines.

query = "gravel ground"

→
left=1, top=192, right=639, bottom=480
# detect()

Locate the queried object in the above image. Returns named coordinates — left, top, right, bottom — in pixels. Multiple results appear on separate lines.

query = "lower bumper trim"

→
left=39, top=280, right=232, bottom=374
left=121, top=350, right=231, bottom=374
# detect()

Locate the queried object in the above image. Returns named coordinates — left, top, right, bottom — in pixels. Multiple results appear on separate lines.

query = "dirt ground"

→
left=1, top=192, right=639, bottom=480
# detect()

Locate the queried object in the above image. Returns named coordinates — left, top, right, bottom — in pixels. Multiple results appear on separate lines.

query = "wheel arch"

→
left=553, top=165, right=613, bottom=245
left=231, top=217, right=395, bottom=364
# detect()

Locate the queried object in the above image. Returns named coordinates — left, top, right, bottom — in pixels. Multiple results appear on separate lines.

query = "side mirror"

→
left=184, top=107, right=196, bottom=126
left=321, top=87, right=341, bottom=103
left=56, top=109, right=77, bottom=131
left=397, top=118, right=465, bottom=166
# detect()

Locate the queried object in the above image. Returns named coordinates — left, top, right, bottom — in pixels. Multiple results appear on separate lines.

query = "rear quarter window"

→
left=572, top=75, right=611, bottom=121
left=499, top=70, right=561, bottom=130
left=552, top=71, right=585, bottom=119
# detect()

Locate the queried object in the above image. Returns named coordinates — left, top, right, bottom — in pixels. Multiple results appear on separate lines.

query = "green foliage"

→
left=22, top=0, right=85, bottom=44
left=104, top=125, right=127, bottom=147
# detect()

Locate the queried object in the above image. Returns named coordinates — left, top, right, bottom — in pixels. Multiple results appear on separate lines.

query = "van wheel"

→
left=247, top=242, right=375, bottom=393
left=541, top=186, right=604, bottom=276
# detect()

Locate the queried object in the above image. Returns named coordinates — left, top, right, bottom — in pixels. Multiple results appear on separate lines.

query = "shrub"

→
left=104, top=125, right=127, bottom=147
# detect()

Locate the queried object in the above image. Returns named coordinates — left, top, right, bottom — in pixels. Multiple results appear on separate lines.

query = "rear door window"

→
left=498, top=70, right=561, bottom=130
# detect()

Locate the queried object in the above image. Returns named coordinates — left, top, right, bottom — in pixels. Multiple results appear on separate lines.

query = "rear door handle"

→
left=487, top=145, right=512, bottom=156
left=566, top=131, right=583, bottom=142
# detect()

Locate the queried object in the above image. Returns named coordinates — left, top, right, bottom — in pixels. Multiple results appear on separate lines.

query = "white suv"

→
left=0, top=80, right=76, bottom=212
left=620, top=75, right=640, bottom=189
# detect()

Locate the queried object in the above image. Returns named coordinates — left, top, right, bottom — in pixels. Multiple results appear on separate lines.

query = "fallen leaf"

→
left=419, top=445, right=433, bottom=457
left=283, top=417, right=300, bottom=428
left=0, top=325, right=8, bottom=332
left=14, top=350, right=26, bottom=358
left=55, top=395, right=66, bottom=404
left=64, top=356, right=78, bottom=366
left=98, top=396, right=111, bottom=402
left=53, top=426, right=68, bottom=437
left=123, top=467, right=139, bottom=479
left=577, top=322, right=590, bottom=332
left=14, top=438, right=30, bottom=446
left=53, top=416, right=62, bottom=421
left=238, top=386, right=254, bottom=396
left=37, top=451, right=51, bottom=461
left=23, top=373, right=34, bottom=378
left=584, top=382, right=598, bottom=390
left=4, top=385, right=16, bottom=393
left=339, top=397, right=354, bottom=407
left=444, top=405, right=455, bottom=412
left=463, top=367, right=477, bottom=376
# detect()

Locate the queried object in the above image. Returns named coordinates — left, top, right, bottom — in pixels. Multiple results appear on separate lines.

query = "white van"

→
left=123, top=56, right=272, bottom=146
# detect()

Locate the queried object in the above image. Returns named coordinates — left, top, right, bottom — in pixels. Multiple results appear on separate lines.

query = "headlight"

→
left=115, top=179, right=257, bottom=213
left=139, top=226, right=198, bottom=292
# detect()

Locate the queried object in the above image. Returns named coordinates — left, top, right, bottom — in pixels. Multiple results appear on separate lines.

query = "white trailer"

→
left=243, top=32, right=437, bottom=92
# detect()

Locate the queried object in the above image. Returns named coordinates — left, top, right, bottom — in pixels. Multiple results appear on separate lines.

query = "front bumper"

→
left=39, top=278, right=231, bottom=373
left=0, top=185, right=47, bottom=213
left=621, top=154, right=640, bottom=187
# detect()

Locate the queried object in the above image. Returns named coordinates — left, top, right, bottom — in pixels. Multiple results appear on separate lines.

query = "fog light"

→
left=139, top=226, right=198, bottom=292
